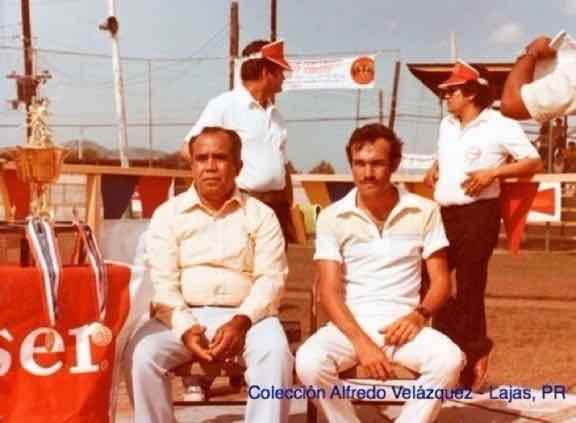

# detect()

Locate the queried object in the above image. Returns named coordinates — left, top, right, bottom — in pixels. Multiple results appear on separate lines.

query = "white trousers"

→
left=296, top=318, right=465, bottom=423
left=124, top=307, right=294, bottom=423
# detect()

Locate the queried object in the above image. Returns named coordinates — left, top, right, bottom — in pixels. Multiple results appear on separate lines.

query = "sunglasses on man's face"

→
left=441, top=86, right=463, bottom=97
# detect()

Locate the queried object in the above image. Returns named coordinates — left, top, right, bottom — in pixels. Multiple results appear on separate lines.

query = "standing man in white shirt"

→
left=501, top=35, right=576, bottom=122
left=182, top=39, right=296, bottom=243
left=424, top=60, right=542, bottom=391
left=296, top=123, right=465, bottom=423
left=126, top=126, right=292, bottom=423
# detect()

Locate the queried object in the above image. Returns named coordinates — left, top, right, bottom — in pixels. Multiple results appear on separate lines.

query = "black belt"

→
left=441, top=198, right=499, bottom=211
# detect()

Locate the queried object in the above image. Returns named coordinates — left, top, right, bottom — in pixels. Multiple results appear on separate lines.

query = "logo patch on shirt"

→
left=464, top=146, right=483, bottom=163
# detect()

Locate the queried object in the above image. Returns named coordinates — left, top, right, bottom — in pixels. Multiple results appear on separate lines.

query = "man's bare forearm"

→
left=501, top=56, right=537, bottom=120
left=421, top=250, right=451, bottom=315
left=494, top=157, right=543, bottom=178
left=501, top=36, right=555, bottom=120
left=317, top=261, right=371, bottom=346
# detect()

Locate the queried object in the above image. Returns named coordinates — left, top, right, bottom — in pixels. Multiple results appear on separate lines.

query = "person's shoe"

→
left=471, top=353, right=490, bottom=393
left=182, top=385, right=206, bottom=402
left=458, top=364, right=474, bottom=390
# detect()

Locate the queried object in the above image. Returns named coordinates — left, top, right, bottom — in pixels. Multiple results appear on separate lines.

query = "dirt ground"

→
left=117, top=240, right=576, bottom=419
left=284, top=243, right=576, bottom=391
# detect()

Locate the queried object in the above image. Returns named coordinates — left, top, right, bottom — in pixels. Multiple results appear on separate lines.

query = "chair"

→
left=170, top=318, right=305, bottom=407
left=305, top=280, right=420, bottom=423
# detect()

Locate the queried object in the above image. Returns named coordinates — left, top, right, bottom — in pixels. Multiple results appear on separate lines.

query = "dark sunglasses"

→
left=441, top=86, right=463, bottom=97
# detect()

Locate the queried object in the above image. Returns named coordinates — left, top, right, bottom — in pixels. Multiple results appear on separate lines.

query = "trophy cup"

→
left=9, top=99, right=111, bottom=348
left=12, top=98, right=68, bottom=218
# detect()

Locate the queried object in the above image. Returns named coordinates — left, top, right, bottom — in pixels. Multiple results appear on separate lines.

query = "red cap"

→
left=248, top=40, right=292, bottom=71
left=439, top=59, right=488, bottom=89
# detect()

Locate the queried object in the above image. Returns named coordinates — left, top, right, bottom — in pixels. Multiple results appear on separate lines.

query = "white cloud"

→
left=563, top=0, right=576, bottom=15
left=489, top=22, right=524, bottom=44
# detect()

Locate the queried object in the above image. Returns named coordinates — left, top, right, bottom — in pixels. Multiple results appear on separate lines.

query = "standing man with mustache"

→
left=424, top=60, right=542, bottom=391
left=182, top=39, right=296, bottom=244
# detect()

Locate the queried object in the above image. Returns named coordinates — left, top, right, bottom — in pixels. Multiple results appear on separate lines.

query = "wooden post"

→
left=147, top=59, right=153, bottom=167
left=0, top=163, right=13, bottom=219
left=388, top=61, right=401, bottom=130
left=85, top=174, right=102, bottom=240
left=355, top=89, right=361, bottom=128
left=545, top=123, right=554, bottom=252
left=229, top=0, right=239, bottom=90
left=270, top=0, right=277, bottom=41
left=378, top=89, right=384, bottom=124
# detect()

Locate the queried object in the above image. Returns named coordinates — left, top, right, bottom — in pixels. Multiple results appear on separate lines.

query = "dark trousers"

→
left=241, top=189, right=297, bottom=245
left=266, top=201, right=297, bottom=245
left=433, top=198, right=500, bottom=363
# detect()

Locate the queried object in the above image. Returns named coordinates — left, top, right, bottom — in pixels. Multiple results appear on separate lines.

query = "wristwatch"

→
left=414, top=305, right=432, bottom=320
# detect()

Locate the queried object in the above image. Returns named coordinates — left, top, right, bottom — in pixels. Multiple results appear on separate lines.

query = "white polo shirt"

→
left=434, top=109, right=539, bottom=207
left=314, top=187, right=449, bottom=318
left=185, top=85, right=288, bottom=192
left=521, top=61, right=576, bottom=122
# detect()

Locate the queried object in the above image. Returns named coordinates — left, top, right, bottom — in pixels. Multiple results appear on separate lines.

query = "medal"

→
left=89, top=322, right=113, bottom=346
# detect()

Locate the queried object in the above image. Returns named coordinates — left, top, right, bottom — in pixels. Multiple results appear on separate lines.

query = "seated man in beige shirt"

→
left=125, top=126, right=293, bottom=423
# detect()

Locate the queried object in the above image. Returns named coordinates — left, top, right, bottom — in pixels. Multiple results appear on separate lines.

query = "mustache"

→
left=360, top=177, right=377, bottom=183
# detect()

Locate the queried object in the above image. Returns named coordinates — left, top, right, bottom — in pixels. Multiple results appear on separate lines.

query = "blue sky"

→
left=0, top=0, right=574, bottom=171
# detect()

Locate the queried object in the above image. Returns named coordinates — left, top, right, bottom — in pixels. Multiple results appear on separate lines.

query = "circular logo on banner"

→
left=351, top=56, right=375, bottom=85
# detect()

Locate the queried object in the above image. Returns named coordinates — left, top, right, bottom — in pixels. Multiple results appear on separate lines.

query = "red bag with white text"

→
left=0, top=221, right=149, bottom=422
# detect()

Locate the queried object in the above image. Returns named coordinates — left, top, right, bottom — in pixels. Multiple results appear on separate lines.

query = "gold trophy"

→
left=12, top=98, right=68, bottom=218
left=10, top=100, right=112, bottom=349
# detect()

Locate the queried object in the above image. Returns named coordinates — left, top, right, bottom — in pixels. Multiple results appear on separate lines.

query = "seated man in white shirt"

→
left=296, top=123, right=465, bottom=423
left=125, top=126, right=293, bottom=423
left=501, top=35, right=576, bottom=122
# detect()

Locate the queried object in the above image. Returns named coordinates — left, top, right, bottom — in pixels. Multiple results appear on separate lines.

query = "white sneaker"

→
left=182, top=385, right=206, bottom=402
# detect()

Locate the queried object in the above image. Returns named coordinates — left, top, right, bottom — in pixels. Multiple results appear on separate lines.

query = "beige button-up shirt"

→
left=146, top=185, right=288, bottom=340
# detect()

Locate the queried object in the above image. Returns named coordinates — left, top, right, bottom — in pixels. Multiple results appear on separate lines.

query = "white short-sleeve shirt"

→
left=434, top=109, right=539, bottom=206
left=314, top=187, right=449, bottom=318
left=185, top=86, right=288, bottom=192
left=521, top=62, right=576, bottom=122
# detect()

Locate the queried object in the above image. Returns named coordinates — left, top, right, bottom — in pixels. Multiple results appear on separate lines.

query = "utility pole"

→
left=147, top=60, right=153, bottom=166
left=270, top=0, right=278, bottom=103
left=20, top=0, right=35, bottom=140
left=388, top=61, right=401, bottom=130
left=78, top=127, right=84, bottom=160
left=450, top=32, right=458, bottom=62
left=355, top=89, right=361, bottom=128
left=99, top=0, right=129, bottom=168
left=270, top=0, right=277, bottom=41
left=229, top=0, right=239, bottom=90
left=5, top=0, right=51, bottom=141
left=378, top=89, right=384, bottom=124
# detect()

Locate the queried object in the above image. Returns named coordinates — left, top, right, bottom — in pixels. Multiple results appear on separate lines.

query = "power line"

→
left=0, top=44, right=401, bottom=63
left=0, top=44, right=229, bottom=62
